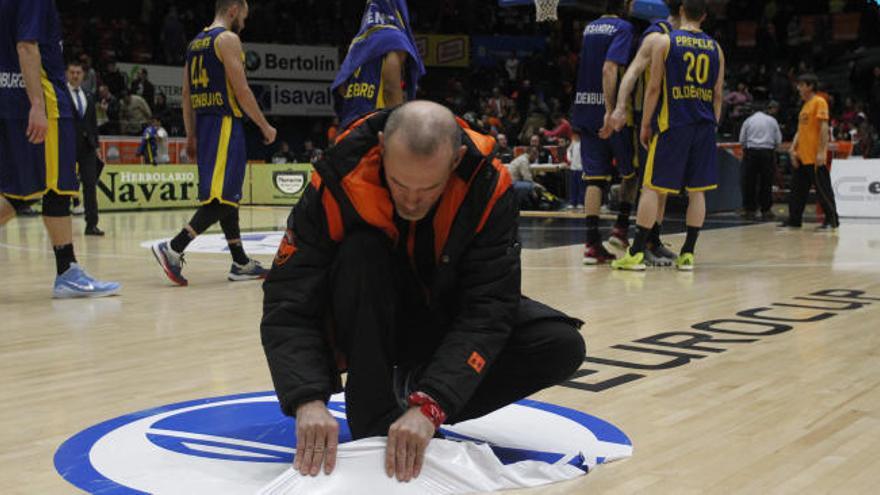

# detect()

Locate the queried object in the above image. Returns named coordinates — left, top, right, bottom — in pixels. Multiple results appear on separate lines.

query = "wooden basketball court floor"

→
left=1, top=207, right=879, bottom=494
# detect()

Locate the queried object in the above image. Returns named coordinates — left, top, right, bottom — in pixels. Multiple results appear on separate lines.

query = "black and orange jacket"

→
left=261, top=109, right=521, bottom=419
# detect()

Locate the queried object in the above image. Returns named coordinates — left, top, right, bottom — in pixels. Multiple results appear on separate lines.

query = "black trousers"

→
left=77, top=150, right=103, bottom=228
left=741, top=149, right=775, bottom=213
left=331, top=229, right=586, bottom=440
left=788, top=164, right=839, bottom=227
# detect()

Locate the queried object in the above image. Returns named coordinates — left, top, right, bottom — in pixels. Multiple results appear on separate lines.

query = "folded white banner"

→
left=259, top=437, right=586, bottom=495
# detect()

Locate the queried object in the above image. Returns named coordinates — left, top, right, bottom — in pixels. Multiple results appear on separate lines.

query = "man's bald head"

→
left=380, top=101, right=468, bottom=221
left=384, top=101, right=462, bottom=160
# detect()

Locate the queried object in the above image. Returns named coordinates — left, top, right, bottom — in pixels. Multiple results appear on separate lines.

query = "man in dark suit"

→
left=67, top=61, right=104, bottom=236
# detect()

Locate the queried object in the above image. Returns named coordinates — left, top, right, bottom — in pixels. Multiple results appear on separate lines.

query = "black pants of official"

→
left=77, top=150, right=103, bottom=228
left=330, top=229, right=586, bottom=440
left=787, top=164, right=839, bottom=227
left=741, top=149, right=775, bottom=214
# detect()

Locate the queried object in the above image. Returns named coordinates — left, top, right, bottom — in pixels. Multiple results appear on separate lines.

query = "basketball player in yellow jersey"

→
left=152, top=0, right=277, bottom=286
left=609, top=0, right=681, bottom=266
left=613, top=0, right=725, bottom=272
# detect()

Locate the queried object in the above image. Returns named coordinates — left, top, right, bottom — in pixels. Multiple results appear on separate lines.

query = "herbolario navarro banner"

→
left=96, top=164, right=311, bottom=211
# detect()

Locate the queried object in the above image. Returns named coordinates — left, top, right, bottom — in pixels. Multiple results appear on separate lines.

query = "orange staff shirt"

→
left=794, top=95, right=829, bottom=165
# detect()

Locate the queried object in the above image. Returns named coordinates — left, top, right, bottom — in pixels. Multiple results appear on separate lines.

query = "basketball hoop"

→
left=534, top=0, right=559, bottom=22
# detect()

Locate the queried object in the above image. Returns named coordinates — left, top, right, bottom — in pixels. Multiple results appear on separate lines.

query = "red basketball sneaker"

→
left=583, top=243, right=617, bottom=265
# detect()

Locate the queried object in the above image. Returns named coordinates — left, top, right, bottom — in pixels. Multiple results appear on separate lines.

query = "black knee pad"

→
left=41, top=191, right=72, bottom=217
left=218, top=205, right=241, bottom=240
left=4, top=196, right=37, bottom=212
left=188, top=201, right=224, bottom=234
left=585, top=179, right=609, bottom=191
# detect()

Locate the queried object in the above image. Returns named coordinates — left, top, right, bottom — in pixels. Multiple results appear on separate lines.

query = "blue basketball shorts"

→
left=0, top=118, right=78, bottom=200
left=643, top=123, right=718, bottom=194
left=196, top=114, right=247, bottom=206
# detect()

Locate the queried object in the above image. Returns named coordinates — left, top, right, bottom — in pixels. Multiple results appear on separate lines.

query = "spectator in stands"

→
left=507, top=146, right=536, bottom=183
left=540, top=113, right=572, bottom=144
left=506, top=146, right=543, bottom=209
left=130, top=68, right=155, bottom=107
left=566, top=131, right=585, bottom=210
left=725, top=81, right=753, bottom=120
left=496, top=133, right=514, bottom=163
left=119, top=89, right=152, bottom=135
left=79, top=54, right=98, bottom=96
left=739, top=101, right=782, bottom=221
left=487, top=86, right=512, bottom=118
left=529, top=134, right=550, bottom=163
left=102, top=61, right=127, bottom=97
left=481, top=112, right=503, bottom=136
left=272, top=142, right=296, bottom=164
left=855, top=116, right=876, bottom=157
left=96, top=84, right=119, bottom=135
left=518, top=94, right=548, bottom=143
left=299, top=140, right=317, bottom=163
left=840, top=97, right=860, bottom=125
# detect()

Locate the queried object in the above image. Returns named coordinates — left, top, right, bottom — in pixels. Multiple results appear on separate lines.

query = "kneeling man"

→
left=261, top=101, right=586, bottom=482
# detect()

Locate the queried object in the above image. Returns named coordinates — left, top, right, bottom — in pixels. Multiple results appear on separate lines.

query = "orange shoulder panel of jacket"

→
left=433, top=174, right=470, bottom=262
left=340, top=145, right=399, bottom=243
left=335, top=111, right=380, bottom=145
left=455, top=116, right=471, bottom=130
left=463, top=128, right=496, bottom=158
left=311, top=171, right=344, bottom=242
left=476, top=158, right=513, bottom=234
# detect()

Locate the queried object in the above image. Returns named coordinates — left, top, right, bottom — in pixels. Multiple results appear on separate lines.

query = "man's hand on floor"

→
left=294, top=400, right=339, bottom=476
left=386, top=407, right=435, bottom=482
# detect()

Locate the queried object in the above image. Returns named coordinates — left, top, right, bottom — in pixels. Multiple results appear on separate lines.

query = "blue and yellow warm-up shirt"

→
left=655, top=29, right=720, bottom=132
left=336, top=59, right=386, bottom=129
left=185, top=26, right=243, bottom=119
left=572, top=15, right=634, bottom=133
left=0, top=0, right=73, bottom=120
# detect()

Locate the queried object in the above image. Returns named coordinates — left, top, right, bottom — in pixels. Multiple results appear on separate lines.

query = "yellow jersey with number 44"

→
left=185, top=27, right=243, bottom=118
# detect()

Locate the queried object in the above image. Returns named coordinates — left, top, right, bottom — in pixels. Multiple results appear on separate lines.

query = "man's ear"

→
left=452, top=145, right=467, bottom=171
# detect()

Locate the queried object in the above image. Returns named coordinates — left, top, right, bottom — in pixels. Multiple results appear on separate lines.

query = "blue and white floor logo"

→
left=141, top=232, right=283, bottom=256
left=55, top=392, right=632, bottom=494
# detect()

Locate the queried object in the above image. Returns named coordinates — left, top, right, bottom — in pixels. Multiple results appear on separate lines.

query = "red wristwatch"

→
left=407, top=391, right=447, bottom=429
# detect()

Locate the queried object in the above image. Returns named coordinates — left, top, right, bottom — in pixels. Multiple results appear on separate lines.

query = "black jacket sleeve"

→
left=261, top=184, right=339, bottom=416
left=417, top=187, right=521, bottom=417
